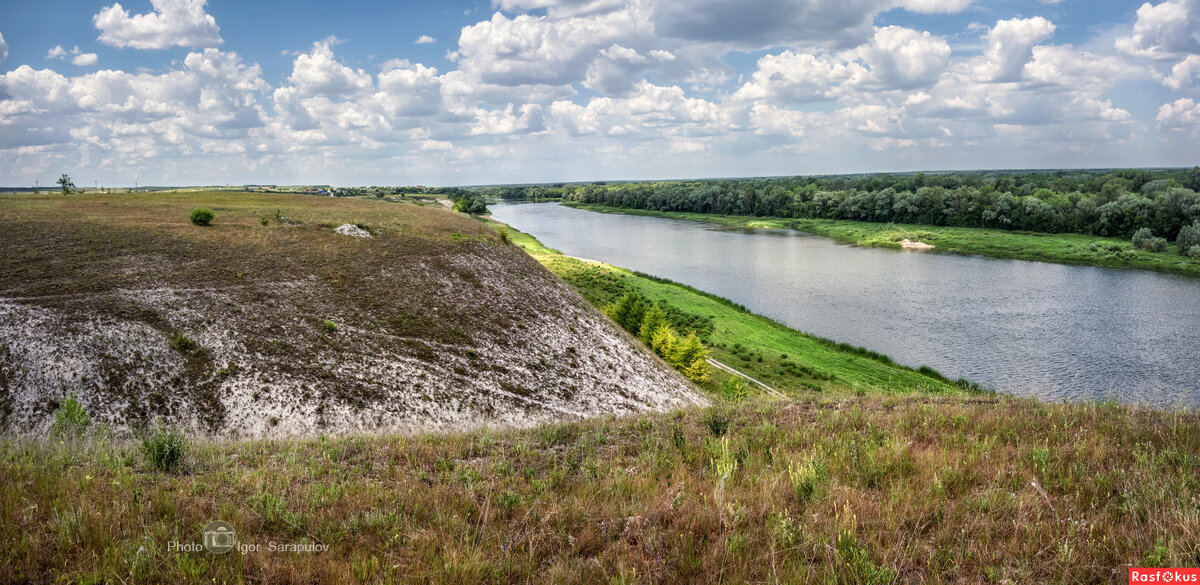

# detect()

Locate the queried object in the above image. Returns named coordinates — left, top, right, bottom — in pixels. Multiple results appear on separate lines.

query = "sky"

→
left=0, top=0, right=1197, bottom=187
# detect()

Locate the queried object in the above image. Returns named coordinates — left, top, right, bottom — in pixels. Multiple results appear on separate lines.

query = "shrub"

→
left=1132, top=227, right=1168, bottom=251
left=50, top=395, right=90, bottom=438
left=701, top=407, right=731, bottom=437
left=718, top=376, right=748, bottom=402
left=169, top=334, right=198, bottom=353
left=260, top=216, right=269, bottom=226
left=141, top=426, right=186, bottom=471
left=1130, top=227, right=1150, bottom=248
left=324, top=320, right=339, bottom=332
left=189, top=208, right=214, bottom=226
left=787, top=457, right=826, bottom=507
left=1190, top=245, right=1200, bottom=260
left=451, top=193, right=488, bottom=214
left=1178, top=221, right=1200, bottom=254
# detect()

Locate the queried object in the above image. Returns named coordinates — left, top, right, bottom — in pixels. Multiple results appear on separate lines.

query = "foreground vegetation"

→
left=4, top=394, right=1197, bottom=583
left=561, top=203, right=1200, bottom=278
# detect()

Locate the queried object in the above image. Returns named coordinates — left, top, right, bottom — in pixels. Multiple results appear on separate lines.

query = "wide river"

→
left=491, top=201, right=1200, bottom=409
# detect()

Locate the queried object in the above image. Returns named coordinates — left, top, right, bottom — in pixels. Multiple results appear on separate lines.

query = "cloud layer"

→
left=0, top=0, right=1197, bottom=185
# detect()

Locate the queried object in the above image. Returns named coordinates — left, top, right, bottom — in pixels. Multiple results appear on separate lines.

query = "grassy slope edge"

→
left=491, top=218, right=969, bottom=397
left=562, top=202, right=1200, bottom=278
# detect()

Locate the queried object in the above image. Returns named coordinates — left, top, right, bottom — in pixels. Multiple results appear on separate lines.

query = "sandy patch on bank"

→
left=898, top=238, right=934, bottom=250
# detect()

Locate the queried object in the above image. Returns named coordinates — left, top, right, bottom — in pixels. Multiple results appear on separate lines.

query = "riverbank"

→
left=491, top=218, right=972, bottom=397
left=562, top=202, right=1200, bottom=278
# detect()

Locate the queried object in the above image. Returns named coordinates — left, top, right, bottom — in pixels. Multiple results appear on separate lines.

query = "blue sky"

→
left=0, top=0, right=1197, bottom=186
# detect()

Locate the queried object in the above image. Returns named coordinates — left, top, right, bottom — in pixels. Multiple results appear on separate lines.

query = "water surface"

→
left=491, top=201, right=1200, bottom=408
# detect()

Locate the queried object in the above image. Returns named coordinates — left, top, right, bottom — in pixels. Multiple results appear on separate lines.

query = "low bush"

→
left=141, top=426, right=187, bottom=471
left=1178, top=221, right=1200, bottom=254
left=1132, top=227, right=1168, bottom=251
left=49, top=395, right=90, bottom=438
left=1131, top=227, right=1153, bottom=248
left=189, top=208, right=214, bottom=226
left=718, top=376, right=749, bottom=402
left=169, top=334, right=197, bottom=353
left=701, top=407, right=731, bottom=437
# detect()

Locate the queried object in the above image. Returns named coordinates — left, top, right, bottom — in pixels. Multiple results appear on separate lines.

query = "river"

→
left=490, top=201, right=1200, bottom=409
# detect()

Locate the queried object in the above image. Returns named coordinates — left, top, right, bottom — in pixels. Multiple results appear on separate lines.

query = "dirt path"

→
left=706, top=358, right=786, bottom=398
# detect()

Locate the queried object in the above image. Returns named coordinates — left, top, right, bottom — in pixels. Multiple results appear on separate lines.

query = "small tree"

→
left=637, top=303, right=667, bottom=344
left=606, top=291, right=647, bottom=333
left=56, top=173, right=75, bottom=195
left=670, top=332, right=710, bottom=383
left=649, top=324, right=677, bottom=357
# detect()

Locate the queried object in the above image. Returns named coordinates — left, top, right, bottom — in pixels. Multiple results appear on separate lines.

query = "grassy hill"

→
left=0, top=191, right=701, bottom=437
left=0, top=192, right=1196, bottom=583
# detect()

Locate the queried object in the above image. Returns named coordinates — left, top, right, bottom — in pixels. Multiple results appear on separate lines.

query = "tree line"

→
left=504, top=168, right=1200, bottom=242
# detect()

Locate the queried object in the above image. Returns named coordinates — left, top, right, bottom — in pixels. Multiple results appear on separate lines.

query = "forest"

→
left=486, top=168, right=1200, bottom=242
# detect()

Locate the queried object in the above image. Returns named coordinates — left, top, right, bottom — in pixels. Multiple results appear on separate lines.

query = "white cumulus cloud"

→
left=72, top=53, right=99, bottom=67
left=894, top=0, right=973, bottom=14
left=287, top=39, right=374, bottom=97
left=94, top=0, right=223, bottom=50
left=416, top=35, right=436, bottom=44
left=1163, top=54, right=1200, bottom=89
left=979, top=17, right=1056, bottom=82
left=860, top=26, right=951, bottom=89
left=1116, top=0, right=1199, bottom=58
left=1157, top=97, right=1200, bottom=127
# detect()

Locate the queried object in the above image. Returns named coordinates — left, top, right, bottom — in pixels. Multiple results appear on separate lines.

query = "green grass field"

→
left=493, top=219, right=968, bottom=397
left=562, top=202, right=1200, bottom=278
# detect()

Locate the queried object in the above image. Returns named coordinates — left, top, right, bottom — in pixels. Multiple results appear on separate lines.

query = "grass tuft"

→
left=140, top=426, right=187, bottom=472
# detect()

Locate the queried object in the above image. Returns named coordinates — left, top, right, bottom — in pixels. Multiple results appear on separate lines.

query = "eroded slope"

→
left=0, top=192, right=703, bottom=437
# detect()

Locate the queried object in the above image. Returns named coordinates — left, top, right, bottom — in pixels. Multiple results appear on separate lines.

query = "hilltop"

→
left=0, top=191, right=702, bottom=437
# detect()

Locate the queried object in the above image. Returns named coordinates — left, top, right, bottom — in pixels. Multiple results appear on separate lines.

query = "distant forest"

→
left=478, top=168, right=1200, bottom=241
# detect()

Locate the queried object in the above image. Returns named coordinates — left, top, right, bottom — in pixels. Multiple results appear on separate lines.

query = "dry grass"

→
left=1, top=394, right=1196, bottom=583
